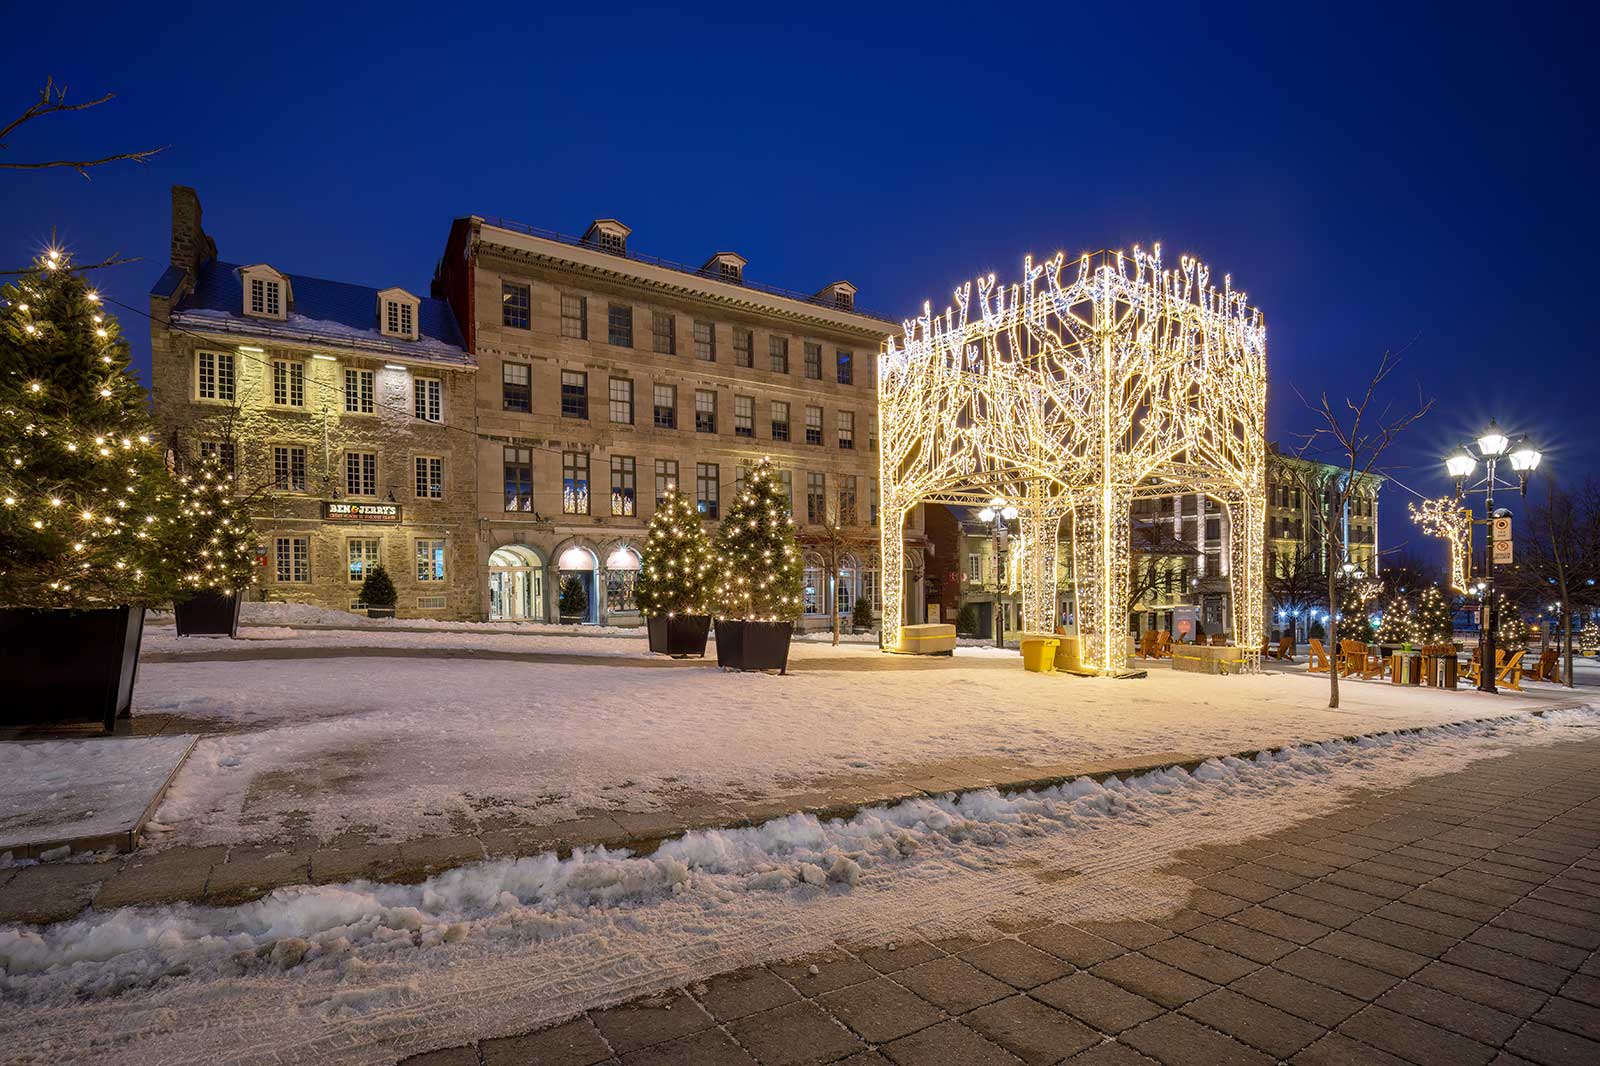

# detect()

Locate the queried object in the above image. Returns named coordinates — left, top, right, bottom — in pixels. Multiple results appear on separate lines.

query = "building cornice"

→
left=166, top=314, right=478, bottom=372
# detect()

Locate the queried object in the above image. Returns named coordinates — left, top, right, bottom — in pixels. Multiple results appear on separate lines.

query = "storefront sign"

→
left=323, top=501, right=402, bottom=523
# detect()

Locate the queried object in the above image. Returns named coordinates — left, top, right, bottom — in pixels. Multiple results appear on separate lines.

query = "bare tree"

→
left=1511, top=477, right=1600, bottom=687
left=1287, top=353, right=1433, bottom=708
left=1266, top=543, right=1326, bottom=643
left=799, top=502, right=876, bottom=645
left=1, top=77, right=168, bottom=177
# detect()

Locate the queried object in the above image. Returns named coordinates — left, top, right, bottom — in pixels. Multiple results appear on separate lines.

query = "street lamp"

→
left=977, top=496, right=1018, bottom=649
left=1445, top=420, right=1543, bottom=693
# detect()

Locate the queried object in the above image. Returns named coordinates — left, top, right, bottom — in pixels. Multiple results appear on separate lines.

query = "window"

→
left=504, top=446, right=532, bottom=512
left=563, top=451, right=590, bottom=514
left=651, top=311, right=676, bottom=355
left=968, top=553, right=981, bottom=582
left=198, top=440, right=236, bottom=471
left=196, top=351, right=236, bottom=401
left=733, top=327, right=753, bottom=368
left=769, top=336, right=789, bottom=374
left=250, top=277, right=282, bottom=317
left=769, top=401, right=791, bottom=442
left=837, top=410, right=855, bottom=449
left=804, top=562, right=822, bottom=614
left=502, top=282, right=530, bottom=329
left=414, top=378, right=443, bottom=423
left=502, top=362, right=531, bottom=412
left=778, top=469, right=793, bottom=513
left=416, top=539, right=446, bottom=582
left=272, top=445, right=307, bottom=492
left=415, top=455, right=443, bottom=499
left=834, top=289, right=853, bottom=311
left=345, top=451, right=377, bottom=497
left=734, top=395, right=754, bottom=437
left=655, top=459, right=679, bottom=507
left=693, top=320, right=716, bottom=361
left=348, top=539, right=379, bottom=583
left=344, top=368, right=374, bottom=413
left=804, top=342, right=822, bottom=380
left=560, top=293, right=587, bottom=339
left=807, top=472, right=826, bottom=524
left=609, top=377, right=634, bottom=424
left=561, top=370, right=588, bottom=419
left=652, top=384, right=676, bottom=429
left=805, top=405, right=823, bottom=445
left=836, top=349, right=853, bottom=385
left=695, top=389, right=717, bottom=433
left=607, top=558, right=639, bottom=613
left=272, top=359, right=304, bottom=407
left=607, top=303, right=633, bottom=347
left=611, top=455, right=636, bottom=516
left=868, top=415, right=877, bottom=452
left=598, top=229, right=626, bottom=255
left=274, top=536, right=309, bottom=583
left=838, top=475, right=858, bottom=524
left=869, top=479, right=878, bottom=525
left=735, top=462, right=750, bottom=497
left=718, top=260, right=742, bottom=282
left=696, top=463, right=720, bottom=519
left=1205, top=516, right=1221, bottom=541
left=385, top=299, right=415, bottom=338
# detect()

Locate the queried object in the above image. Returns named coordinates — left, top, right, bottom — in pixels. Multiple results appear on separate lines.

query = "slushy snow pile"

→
left=1, top=706, right=1596, bottom=1066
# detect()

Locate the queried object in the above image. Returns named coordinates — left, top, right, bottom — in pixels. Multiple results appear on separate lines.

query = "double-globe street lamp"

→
left=1444, top=420, right=1542, bottom=694
left=977, top=497, right=1019, bottom=649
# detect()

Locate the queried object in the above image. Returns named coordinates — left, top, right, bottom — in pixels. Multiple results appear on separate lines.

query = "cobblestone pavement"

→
left=399, top=738, right=1600, bottom=1066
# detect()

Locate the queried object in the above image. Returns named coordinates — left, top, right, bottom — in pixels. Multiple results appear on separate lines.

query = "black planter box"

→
left=647, top=614, right=711, bottom=658
left=0, top=606, right=145, bottom=731
left=174, top=589, right=242, bottom=637
left=715, top=619, right=793, bottom=673
left=367, top=607, right=396, bottom=619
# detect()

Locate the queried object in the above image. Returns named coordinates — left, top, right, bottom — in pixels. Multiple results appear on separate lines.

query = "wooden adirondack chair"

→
left=1137, top=630, right=1158, bottom=659
left=1532, top=649, right=1560, bottom=683
left=1462, top=647, right=1504, bottom=687
left=1273, top=635, right=1295, bottom=662
left=1308, top=638, right=1331, bottom=673
left=1154, top=630, right=1172, bottom=658
left=1497, top=649, right=1528, bottom=691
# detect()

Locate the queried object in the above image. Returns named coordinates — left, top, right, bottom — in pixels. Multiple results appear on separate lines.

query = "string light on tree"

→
left=1409, top=498, right=1472, bottom=592
left=715, top=456, right=803, bottom=623
left=878, top=246, right=1267, bottom=669
left=173, top=453, right=258, bottom=593
left=635, top=487, right=714, bottom=618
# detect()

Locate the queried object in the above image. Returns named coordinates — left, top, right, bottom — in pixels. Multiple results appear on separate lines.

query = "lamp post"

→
left=978, top=497, right=1018, bottom=649
left=1445, top=421, right=1542, bottom=694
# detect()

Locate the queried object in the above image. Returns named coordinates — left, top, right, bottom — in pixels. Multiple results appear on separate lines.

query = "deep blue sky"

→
left=4, top=2, right=1594, bottom=556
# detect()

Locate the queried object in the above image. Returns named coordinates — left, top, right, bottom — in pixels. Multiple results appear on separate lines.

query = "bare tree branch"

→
left=0, top=77, right=169, bottom=179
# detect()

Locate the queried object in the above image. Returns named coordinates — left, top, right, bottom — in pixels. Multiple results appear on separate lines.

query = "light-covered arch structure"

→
left=877, top=246, right=1268, bottom=671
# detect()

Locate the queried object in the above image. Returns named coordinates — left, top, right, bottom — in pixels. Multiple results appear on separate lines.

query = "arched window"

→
left=488, top=544, right=545, bottom=621
left=803, top=554, right=824, bottom=615
left=837, top=554, right=858, bottom=616
left=605, top=546, right=641, bottom=614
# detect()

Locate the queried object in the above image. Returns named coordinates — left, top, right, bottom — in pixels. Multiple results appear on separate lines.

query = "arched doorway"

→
left=556, top=545, right=599, bottom=623
left=488, top=545, right=545, bottom=622
left=837, top=554, right=858, bottom=619
left=604, top=545, right=642, bottom=621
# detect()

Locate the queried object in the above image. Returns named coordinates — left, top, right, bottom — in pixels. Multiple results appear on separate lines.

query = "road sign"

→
left=1493, top=538, right=1514, bottom=564
left=1492, top=516, right=1512, bottom=542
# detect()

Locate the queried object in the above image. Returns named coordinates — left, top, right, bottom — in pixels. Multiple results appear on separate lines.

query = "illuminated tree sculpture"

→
left=1410, top=498, right=1472, bottom=592
left=878, top=246, right=1267, bottom=670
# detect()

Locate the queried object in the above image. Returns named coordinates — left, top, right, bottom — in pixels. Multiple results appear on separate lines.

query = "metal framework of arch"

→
left=877, top=246, right=1268, bottom=671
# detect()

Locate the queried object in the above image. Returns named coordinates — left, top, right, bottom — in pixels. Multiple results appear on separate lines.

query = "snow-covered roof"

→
left=168, top=259, right=471, bottom=368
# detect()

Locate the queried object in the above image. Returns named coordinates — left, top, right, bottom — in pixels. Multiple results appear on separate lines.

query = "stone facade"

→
left=432, top=217, right=895, bottom=627
left=149, top=187, right=480, bottom=619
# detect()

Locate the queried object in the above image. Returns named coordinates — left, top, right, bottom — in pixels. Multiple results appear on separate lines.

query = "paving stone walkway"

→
left=398, top=737, right=1600, bottom=1066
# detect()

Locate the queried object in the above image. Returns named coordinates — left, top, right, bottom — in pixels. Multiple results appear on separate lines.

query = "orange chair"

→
left=1308, top=638, right=1331, bottom=673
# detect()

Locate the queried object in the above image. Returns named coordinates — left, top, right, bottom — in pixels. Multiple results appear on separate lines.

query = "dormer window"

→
left=816, top=280, right=858, bottom=313
left=240, top=265, right=290, bottom=321
left=583, top=219, right=632, bottom=257
left=377, top=287, right=421, bottom=341
left=702, top=252, right=747, bottom=284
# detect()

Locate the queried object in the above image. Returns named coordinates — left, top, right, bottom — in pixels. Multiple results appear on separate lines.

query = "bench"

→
left=894, top=623, right=957, bottom=655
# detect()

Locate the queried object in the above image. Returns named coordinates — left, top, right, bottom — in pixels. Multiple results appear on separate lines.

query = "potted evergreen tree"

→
left=851, top=592, right=874, bottom=634
left=714, top=456, right=803, bottom=672
left=636, top=488, right=713, bottom=656
left=0, top=250, right=182, bottom=729
left=956, top=603, right=979, bottom=637
left=558, top=574, right=587, bottom=624
left=361, top=564, right=398, bottom=619
left=172, top=453, right=258, bottom=637
left=1410, top=585, right=1454, bottom=645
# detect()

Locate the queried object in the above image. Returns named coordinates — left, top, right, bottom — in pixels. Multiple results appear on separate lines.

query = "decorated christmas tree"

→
left=1498, top=598, right=1529, bottom=650
left=1582, top=619, right=1599, bottom=654
left=0, top=250, right=180, bottom=607
left=174, top=453, right=256, bottom=595
left=1374, top=592, right=1413, bottom=645
left=635, top=488, right=714, bottom=617
left=715, top=456, right=803, bottom=622
left=1409, top=585, right=1454, bottom=644
left=1337, top=579, right=1381, bottom=643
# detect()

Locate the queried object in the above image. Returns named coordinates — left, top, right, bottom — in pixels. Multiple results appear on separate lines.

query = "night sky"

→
left=3, top=2, right=1593, bottom=557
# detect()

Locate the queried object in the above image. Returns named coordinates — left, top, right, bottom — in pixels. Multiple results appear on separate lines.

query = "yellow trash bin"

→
left=1021, top=636, right=1059, bottom=673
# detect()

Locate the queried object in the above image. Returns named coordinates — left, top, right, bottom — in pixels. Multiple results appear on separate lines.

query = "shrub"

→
left=956, top=604, right=979, bottom=635
left=360, top=564, right=397, bottom=609
left=559, top=574, right=587, bottom=618
left=851, top=593, right=874, bottom=630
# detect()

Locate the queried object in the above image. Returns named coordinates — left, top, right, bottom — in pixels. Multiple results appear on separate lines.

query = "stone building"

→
left=431, top=215, right=896, bottom=627
left=150, top=187, right=480, bottom=619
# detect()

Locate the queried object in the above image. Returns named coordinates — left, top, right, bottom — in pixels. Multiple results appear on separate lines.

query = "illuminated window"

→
left=348, top=539, right=379, bottom=584
left=503, top=446, right=532, bottom=512
left=563, top=451, right=590, bottom=514
left=611, top=455, right=636, bottom=516
left=416, top=539, right=446, bottom=582
left=836, top=349, right=853, bottom=385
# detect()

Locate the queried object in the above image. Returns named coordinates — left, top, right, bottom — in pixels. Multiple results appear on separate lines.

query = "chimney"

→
left=170, top=185, right=217, bottom=277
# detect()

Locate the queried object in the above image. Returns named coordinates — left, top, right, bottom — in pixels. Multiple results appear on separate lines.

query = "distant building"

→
left=150, top=187, right=480, bottom=619
left=431, top=215, right=895, bottom=626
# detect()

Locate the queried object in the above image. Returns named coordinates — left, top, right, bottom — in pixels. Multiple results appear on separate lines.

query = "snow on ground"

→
left=0, top=737, right=196, bottom=859
left=2, top=707, right=1597, bottom=1065
left=131, top=625, right=1589, bottom=849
